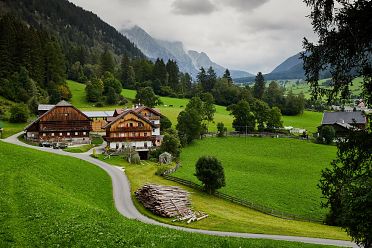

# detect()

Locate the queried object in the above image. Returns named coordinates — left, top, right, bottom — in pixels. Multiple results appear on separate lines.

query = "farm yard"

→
left=0, top=141, right=348, bottom=247
left=98, top=154, right=348, bottom=240
left=173, top=137, right=337, bottom=220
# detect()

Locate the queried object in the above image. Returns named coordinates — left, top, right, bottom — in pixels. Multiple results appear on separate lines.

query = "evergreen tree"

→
left=253, top=72, right=265, bottom=99
left=153, top=58, right=167, bottom=85
left=100, top=48, right=115, bottom=74
left=160, top=132, right=181, bottom=158
left=264, top=81, right=284, bottom=108
left=204, top=66, right=217, bottom=92
left=166, top=60, right=180, bottom=92
left=197, top=67, right=207, bottom=90
left=44, top=39, right=66, bottom=86
left=106, top=86, right=119, bottom=105
left=223, top=69, right=233, bottom=84
left=120, top=54, right=135, bottom=88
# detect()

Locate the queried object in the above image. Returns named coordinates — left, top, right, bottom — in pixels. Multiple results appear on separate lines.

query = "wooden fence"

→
left=162, top=174, right=324, bottom=223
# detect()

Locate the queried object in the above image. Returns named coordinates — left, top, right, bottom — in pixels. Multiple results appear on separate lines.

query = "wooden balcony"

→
left=111, top=126, right=151, bottom=132
left=103, top=136, right=156, bottom=142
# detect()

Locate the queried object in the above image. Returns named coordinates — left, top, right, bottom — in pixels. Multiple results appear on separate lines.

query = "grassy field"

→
left=286, top=77, right=363, bottom=99
left=0, top=121, right=28, bottom=139
left=0, top=141, right=343, bottom=248
left=68, top=80, right=322, bottom=132
left=282, top=111, right=323, bottom=133
left=98, top=155, right=348, bottom=240
left=173, top=137, right=337, bottom=221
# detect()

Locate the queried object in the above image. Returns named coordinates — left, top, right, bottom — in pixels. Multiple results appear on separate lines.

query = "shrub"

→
left=155, top=165, right=170, bottom=176
left=217, top=122, right=227, bottom=137
left=194, top=156, right=225, bottom=194
left=130, top=153, right=141, bottom=164
left=9, top=103, right=29, bottom=123
left=95, top=102, right=104, bottom=107
left=320, top=126, right=336, bottom=144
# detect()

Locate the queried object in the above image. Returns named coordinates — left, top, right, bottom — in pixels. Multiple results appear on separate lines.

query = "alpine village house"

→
left=25, top=101, right=163, bottom=158
left=25, top=101, right=92, bottom=144
left=102, top=106, right=163, bottom=158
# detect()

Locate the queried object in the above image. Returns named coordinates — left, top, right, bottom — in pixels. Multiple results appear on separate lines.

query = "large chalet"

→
left=25, top=101, right=92, bottom=144
left=103, top=106, right=163, bottom=157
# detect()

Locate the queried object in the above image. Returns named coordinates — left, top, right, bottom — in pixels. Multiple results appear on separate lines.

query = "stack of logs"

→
left=135, top=184, right=208, bottom=223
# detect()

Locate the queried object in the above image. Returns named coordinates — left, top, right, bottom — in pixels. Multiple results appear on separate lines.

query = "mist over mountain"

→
left=122, top=25, right=253, bottom=79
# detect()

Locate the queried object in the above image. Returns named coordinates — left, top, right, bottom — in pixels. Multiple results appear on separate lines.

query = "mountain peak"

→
left=122, top=25, right=253, bottom=78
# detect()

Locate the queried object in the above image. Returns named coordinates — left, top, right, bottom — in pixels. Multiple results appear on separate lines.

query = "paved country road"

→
left=3, top=133, right=358, bottom=248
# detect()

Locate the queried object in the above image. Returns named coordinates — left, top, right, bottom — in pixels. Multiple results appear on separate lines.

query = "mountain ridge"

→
left=122, top=25, right=253, bottom=79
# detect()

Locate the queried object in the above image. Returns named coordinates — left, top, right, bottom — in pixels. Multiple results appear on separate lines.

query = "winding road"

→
left=3, top=133, right=357, bottom=248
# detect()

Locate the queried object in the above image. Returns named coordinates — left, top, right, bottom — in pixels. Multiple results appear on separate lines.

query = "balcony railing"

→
left=111, top=126, right=151, bottom=132
left=103, top=136, right=156, bottom=142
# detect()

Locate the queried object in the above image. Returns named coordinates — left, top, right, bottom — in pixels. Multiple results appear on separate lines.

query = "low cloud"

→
left=219, top=0, right=270, bottom=12
left=171, top=0, right=216, bottom=15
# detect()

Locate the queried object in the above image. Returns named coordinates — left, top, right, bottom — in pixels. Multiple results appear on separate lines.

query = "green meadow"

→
left=68, top=80, right=322, bottom=133
left=99, top=155, right=348, bottom=240
left=173, top=137, right=337, bottom=220
left=0, top=141, right=344, bottom=247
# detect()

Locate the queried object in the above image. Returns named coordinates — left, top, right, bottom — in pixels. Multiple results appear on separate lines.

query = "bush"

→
left=95, top=102, right=104, bottom=107
left=320, top=126, right=336, bottom=144
left=194, top=156, right=225, bottom=194
left=130, top=153, right=141, bottom=164
left=155, top=165, right=170, bottom=176
left=217, top=122, right=227, bottom=137
left=9, top=103, right=29, bottom=123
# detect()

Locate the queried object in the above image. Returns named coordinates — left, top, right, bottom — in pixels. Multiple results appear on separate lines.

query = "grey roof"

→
left=322, top=111, right=366, bottom=125
left=56, top=100, right=72, bottom=106
left=38, top=104, right=55, bottom=111
left=83, top=111, right=114, bottom=118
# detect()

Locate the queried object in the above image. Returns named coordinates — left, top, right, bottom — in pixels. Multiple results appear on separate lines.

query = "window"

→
left=64, top=113, right=69, bottom=117
left=83, top=132, right=86, bottom=136
left=130, top=123, right=133, bottom=127
left=75, top=132, right=78, bottom=136
left=152, top=128, right=155, bottom=133
left=67, top=132, right=70, bottom=136
left=138, top=122, right=143, bottom=127
left=51, top=133, right=55, bottom=136
left=43, top=133, right=46, bottom=137
left=132, top=132, right=136, bottom=137
left=59, top=132, right=63, bottom=136
left=144, top=132, right=147, bottom=137
left=120, top=133, right=124, bottom=137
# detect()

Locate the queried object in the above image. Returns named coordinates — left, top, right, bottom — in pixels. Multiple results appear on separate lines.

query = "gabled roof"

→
left=102, top=109, right=156, bottom=129
left=321, top=111, right=367, bottom=125
left=83, top=111, right=115, bottom=118
left=25, top=101, right=90, bottom=131
left=38, top=104, right=55, bottom=111
left=134, top=106, right=164, bottom=117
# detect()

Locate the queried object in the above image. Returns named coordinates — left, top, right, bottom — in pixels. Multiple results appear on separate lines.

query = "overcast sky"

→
left=69, top=0, right=317, bottom=74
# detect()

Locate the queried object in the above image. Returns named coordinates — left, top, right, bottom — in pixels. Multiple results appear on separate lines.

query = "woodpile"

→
left=135, top=184, right=208, bottom=223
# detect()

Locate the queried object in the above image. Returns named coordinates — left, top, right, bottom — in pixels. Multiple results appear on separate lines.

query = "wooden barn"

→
left=319, top=111, right=367, bottom=136
left=25, top=100, right=91, bottom=144
left=103, top=109, right=160, bottom=158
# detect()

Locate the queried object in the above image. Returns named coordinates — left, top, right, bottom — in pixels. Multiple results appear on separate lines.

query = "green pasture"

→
left=0, top=141, right=344, bottom=247
left=98, top=155, right=347, bottom=240
left=173, top=137, right=337, bottom=221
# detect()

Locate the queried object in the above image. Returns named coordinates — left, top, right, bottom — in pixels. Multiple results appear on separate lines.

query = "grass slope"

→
left=0, top=141, right=340, bottom=248
left=173, top=137, right=337, bottom=220
left=99, top=155, right=348, bottom=240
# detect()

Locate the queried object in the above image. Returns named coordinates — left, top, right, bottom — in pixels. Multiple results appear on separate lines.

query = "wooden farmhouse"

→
left=319, top=111, right=367, bottom=136
left=103, top=107, right=163, bottom=158
left=25, top=101, right=91, bottom=144
left=113, top=106, right=163, bottom=146
left=37, top=104, right=114, bottom=132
